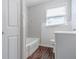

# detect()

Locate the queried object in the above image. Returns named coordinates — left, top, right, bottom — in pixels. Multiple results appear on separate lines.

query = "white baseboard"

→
left=39, top=43, right=53, bottom=48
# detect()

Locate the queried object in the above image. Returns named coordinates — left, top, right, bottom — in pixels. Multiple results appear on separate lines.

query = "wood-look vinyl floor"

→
left=27, top=46, right=55, bottom=59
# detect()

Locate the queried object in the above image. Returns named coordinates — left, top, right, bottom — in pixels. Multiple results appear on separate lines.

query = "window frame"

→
left=46, top=6, right=67, bottom=27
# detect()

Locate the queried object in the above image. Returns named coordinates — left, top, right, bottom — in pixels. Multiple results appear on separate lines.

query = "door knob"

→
left=2, top=32, right=4, bottom=35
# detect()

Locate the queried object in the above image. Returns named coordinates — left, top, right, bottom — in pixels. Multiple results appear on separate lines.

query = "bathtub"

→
left=25, top=38, right=40, bottom=58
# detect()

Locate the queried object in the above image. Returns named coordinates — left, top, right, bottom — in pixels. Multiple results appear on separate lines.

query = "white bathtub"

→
left=25, top=38, right=40, bottom=58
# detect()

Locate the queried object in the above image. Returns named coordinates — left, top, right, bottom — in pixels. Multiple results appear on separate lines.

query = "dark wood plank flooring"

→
left=27, top=46, right=55, bottom=59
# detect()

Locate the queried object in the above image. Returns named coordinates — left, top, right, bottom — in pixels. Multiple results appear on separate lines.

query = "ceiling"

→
left=26, top=0, right=52, bottom=7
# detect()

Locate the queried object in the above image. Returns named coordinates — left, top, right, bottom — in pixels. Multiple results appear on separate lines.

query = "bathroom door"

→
left=2, top=0, right=21, bottom=59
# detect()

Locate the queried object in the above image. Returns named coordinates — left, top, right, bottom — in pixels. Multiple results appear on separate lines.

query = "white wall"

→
left=28, top=0, right=73, bottom=46
left=28, top=6, right=41, bottom=38
left=71, top=0, right=76, bottom=30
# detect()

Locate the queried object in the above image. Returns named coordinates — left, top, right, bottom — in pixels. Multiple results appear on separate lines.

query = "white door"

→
left=2, top=0, right=21, bottom=59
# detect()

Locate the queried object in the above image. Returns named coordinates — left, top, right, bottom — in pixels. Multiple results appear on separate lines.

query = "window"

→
left=46, top=6, right=67, bottom=26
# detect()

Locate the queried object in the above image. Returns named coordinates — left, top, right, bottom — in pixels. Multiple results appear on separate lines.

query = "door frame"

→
left=21, top=0, right=28, bottom=59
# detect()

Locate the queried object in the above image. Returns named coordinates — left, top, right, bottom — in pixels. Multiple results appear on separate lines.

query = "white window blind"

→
left=46, top=6, right=67, bottom=26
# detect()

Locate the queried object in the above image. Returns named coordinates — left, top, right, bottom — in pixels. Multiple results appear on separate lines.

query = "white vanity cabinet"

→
left=55, top=31, right=76, bottom=59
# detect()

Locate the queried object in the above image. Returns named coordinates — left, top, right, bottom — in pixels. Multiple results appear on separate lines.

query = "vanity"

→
left=55, top=31, right=76, bottom=59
